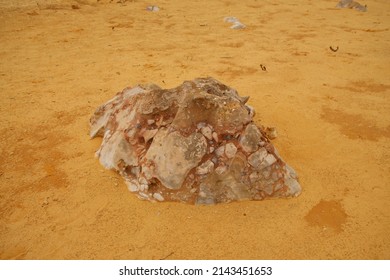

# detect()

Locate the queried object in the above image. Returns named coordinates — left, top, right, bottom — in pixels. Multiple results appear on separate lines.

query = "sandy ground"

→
left=0, top=0, right=389, bottom=260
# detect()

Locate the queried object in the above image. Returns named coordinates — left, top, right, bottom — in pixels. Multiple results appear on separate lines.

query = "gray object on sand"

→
left=146, top=5, right=160, bottom=12
left=224, top=16, right=246, bottom=29
left=336, top=0, right=367, bottom=12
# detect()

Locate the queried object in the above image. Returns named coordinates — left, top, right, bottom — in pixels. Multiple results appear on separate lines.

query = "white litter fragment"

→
left=146, top=5, right=160, bottom=12
left=224, top=16, right=239, bottom=23
left=223, top=16, right=246, bottom=30
left=231, top=21, right=246, bottom=29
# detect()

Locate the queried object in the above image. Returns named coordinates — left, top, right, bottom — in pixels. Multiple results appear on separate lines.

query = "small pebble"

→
left=146, top=5, right=160, bottom=12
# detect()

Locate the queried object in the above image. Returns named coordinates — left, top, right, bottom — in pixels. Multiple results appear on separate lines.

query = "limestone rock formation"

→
left=90, top=77, right=301, bottom=204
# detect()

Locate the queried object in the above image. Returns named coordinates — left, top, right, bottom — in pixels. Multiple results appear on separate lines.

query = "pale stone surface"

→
left=200, top=126, right=213, bottom=140
left=224, top=143, right=237, bottom=159
left=239, top=123, right=262, bottom=153
left=145, top=129, right=207, bottom=190
left=90, top=77, right=301, bottom=204
left=196, top=160, right=215, bottom=175
left=248, top=147, right=268, bottom=168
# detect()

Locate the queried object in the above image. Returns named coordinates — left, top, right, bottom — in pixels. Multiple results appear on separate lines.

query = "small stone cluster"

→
left=90, top=77, right=301, bottom=204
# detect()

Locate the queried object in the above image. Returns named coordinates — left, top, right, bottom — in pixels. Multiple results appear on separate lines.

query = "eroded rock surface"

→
left=90, top=77, right=301, bottom=204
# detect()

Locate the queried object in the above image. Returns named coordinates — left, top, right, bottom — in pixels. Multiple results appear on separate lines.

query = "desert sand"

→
left=0, top=0, right=389, bottom=260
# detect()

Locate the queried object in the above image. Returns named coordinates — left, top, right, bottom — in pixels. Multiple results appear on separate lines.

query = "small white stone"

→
left=215, top=146, right=225, bottom=157
left=248, top=147, right=267, bottom=168
left=139, top=177, right=148, bottom=185
left=201, top=126, right=213, bottom=140
left=239, top=124, right=262, bottom=153
left=127, top=182, right=138, bottom=192
left=212, top=132, right=218, bottom=142
left=231, top=21, right=246, bottom=29
left=224, top=16, right=239, bottom=23
left=138, top=192, right=150, bottom=200
left=146, top=5, right=160, bottom=12
left=153, top=193, right=164, bottom=201
left=258, top=153, right=277, bottom=170
left=264, top=153, right=277, bottom=166
left=130, top=166, right=140, bottom=176
left=147, top=119, right=155, bottom=125
left=197, top=122, right=206, bottom=129
left=142, top=165, right=153, bottom=180
left=209, top=146, right=215, bottom=153
left=139, top=184, right=149, bottom=191
left=224, top=143, right=237, bottom=158
left=196, top=160, right=214, bottom=175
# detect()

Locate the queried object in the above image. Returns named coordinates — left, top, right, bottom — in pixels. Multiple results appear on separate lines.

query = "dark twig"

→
left=330, top=46, right=339, bottom=52
left=160, top=251, right=174, bottom=260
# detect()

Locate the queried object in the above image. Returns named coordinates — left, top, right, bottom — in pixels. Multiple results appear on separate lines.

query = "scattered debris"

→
left=260, top=64, right=267, bottom=71
left=146, top=5, right=160, bottom=12
left=231, top=22, right=246, bottom=30
left=330, top=46, right=339, bottom=52
left=336, top=0, right=367, bottom=12
left=224, top=16, right=239, bottom=23
left=224, top=17, right=246, bottom=29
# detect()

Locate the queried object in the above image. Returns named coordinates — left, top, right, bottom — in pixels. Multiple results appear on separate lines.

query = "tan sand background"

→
left=0, top=0, right=389, bottom=259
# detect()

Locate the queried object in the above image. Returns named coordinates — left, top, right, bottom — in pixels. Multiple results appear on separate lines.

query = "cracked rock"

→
left=90, top=77, right=301, bottom=204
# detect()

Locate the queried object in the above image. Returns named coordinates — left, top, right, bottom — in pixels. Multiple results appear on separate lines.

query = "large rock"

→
left=90, top=77, right=301, bottom=204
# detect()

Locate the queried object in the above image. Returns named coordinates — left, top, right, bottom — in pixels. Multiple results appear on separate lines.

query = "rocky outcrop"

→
left=90, top=77, right=301, bottom=204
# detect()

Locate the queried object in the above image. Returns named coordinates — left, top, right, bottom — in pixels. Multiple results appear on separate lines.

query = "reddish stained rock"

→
left=90, top=77, right=301, bottom=204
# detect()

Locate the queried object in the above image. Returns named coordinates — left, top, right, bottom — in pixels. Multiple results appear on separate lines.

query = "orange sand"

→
left=0, top=0, right=389, bottom=259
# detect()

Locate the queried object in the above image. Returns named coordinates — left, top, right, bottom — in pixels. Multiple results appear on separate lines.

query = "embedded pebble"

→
left=201, top=126, right=213, bottom=140
left=215, top=165, right=227, bottom=175
left=153, top=193, right=164, bottom=201
left=215, top=146, right=225, bottom=157
left=225, top=143, right=237, bottom=158
left=196, top=160, right=214, bottom=175
left=248, top=148, right=268, bottom=168
left=212, top=132, right=218, bottom=142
